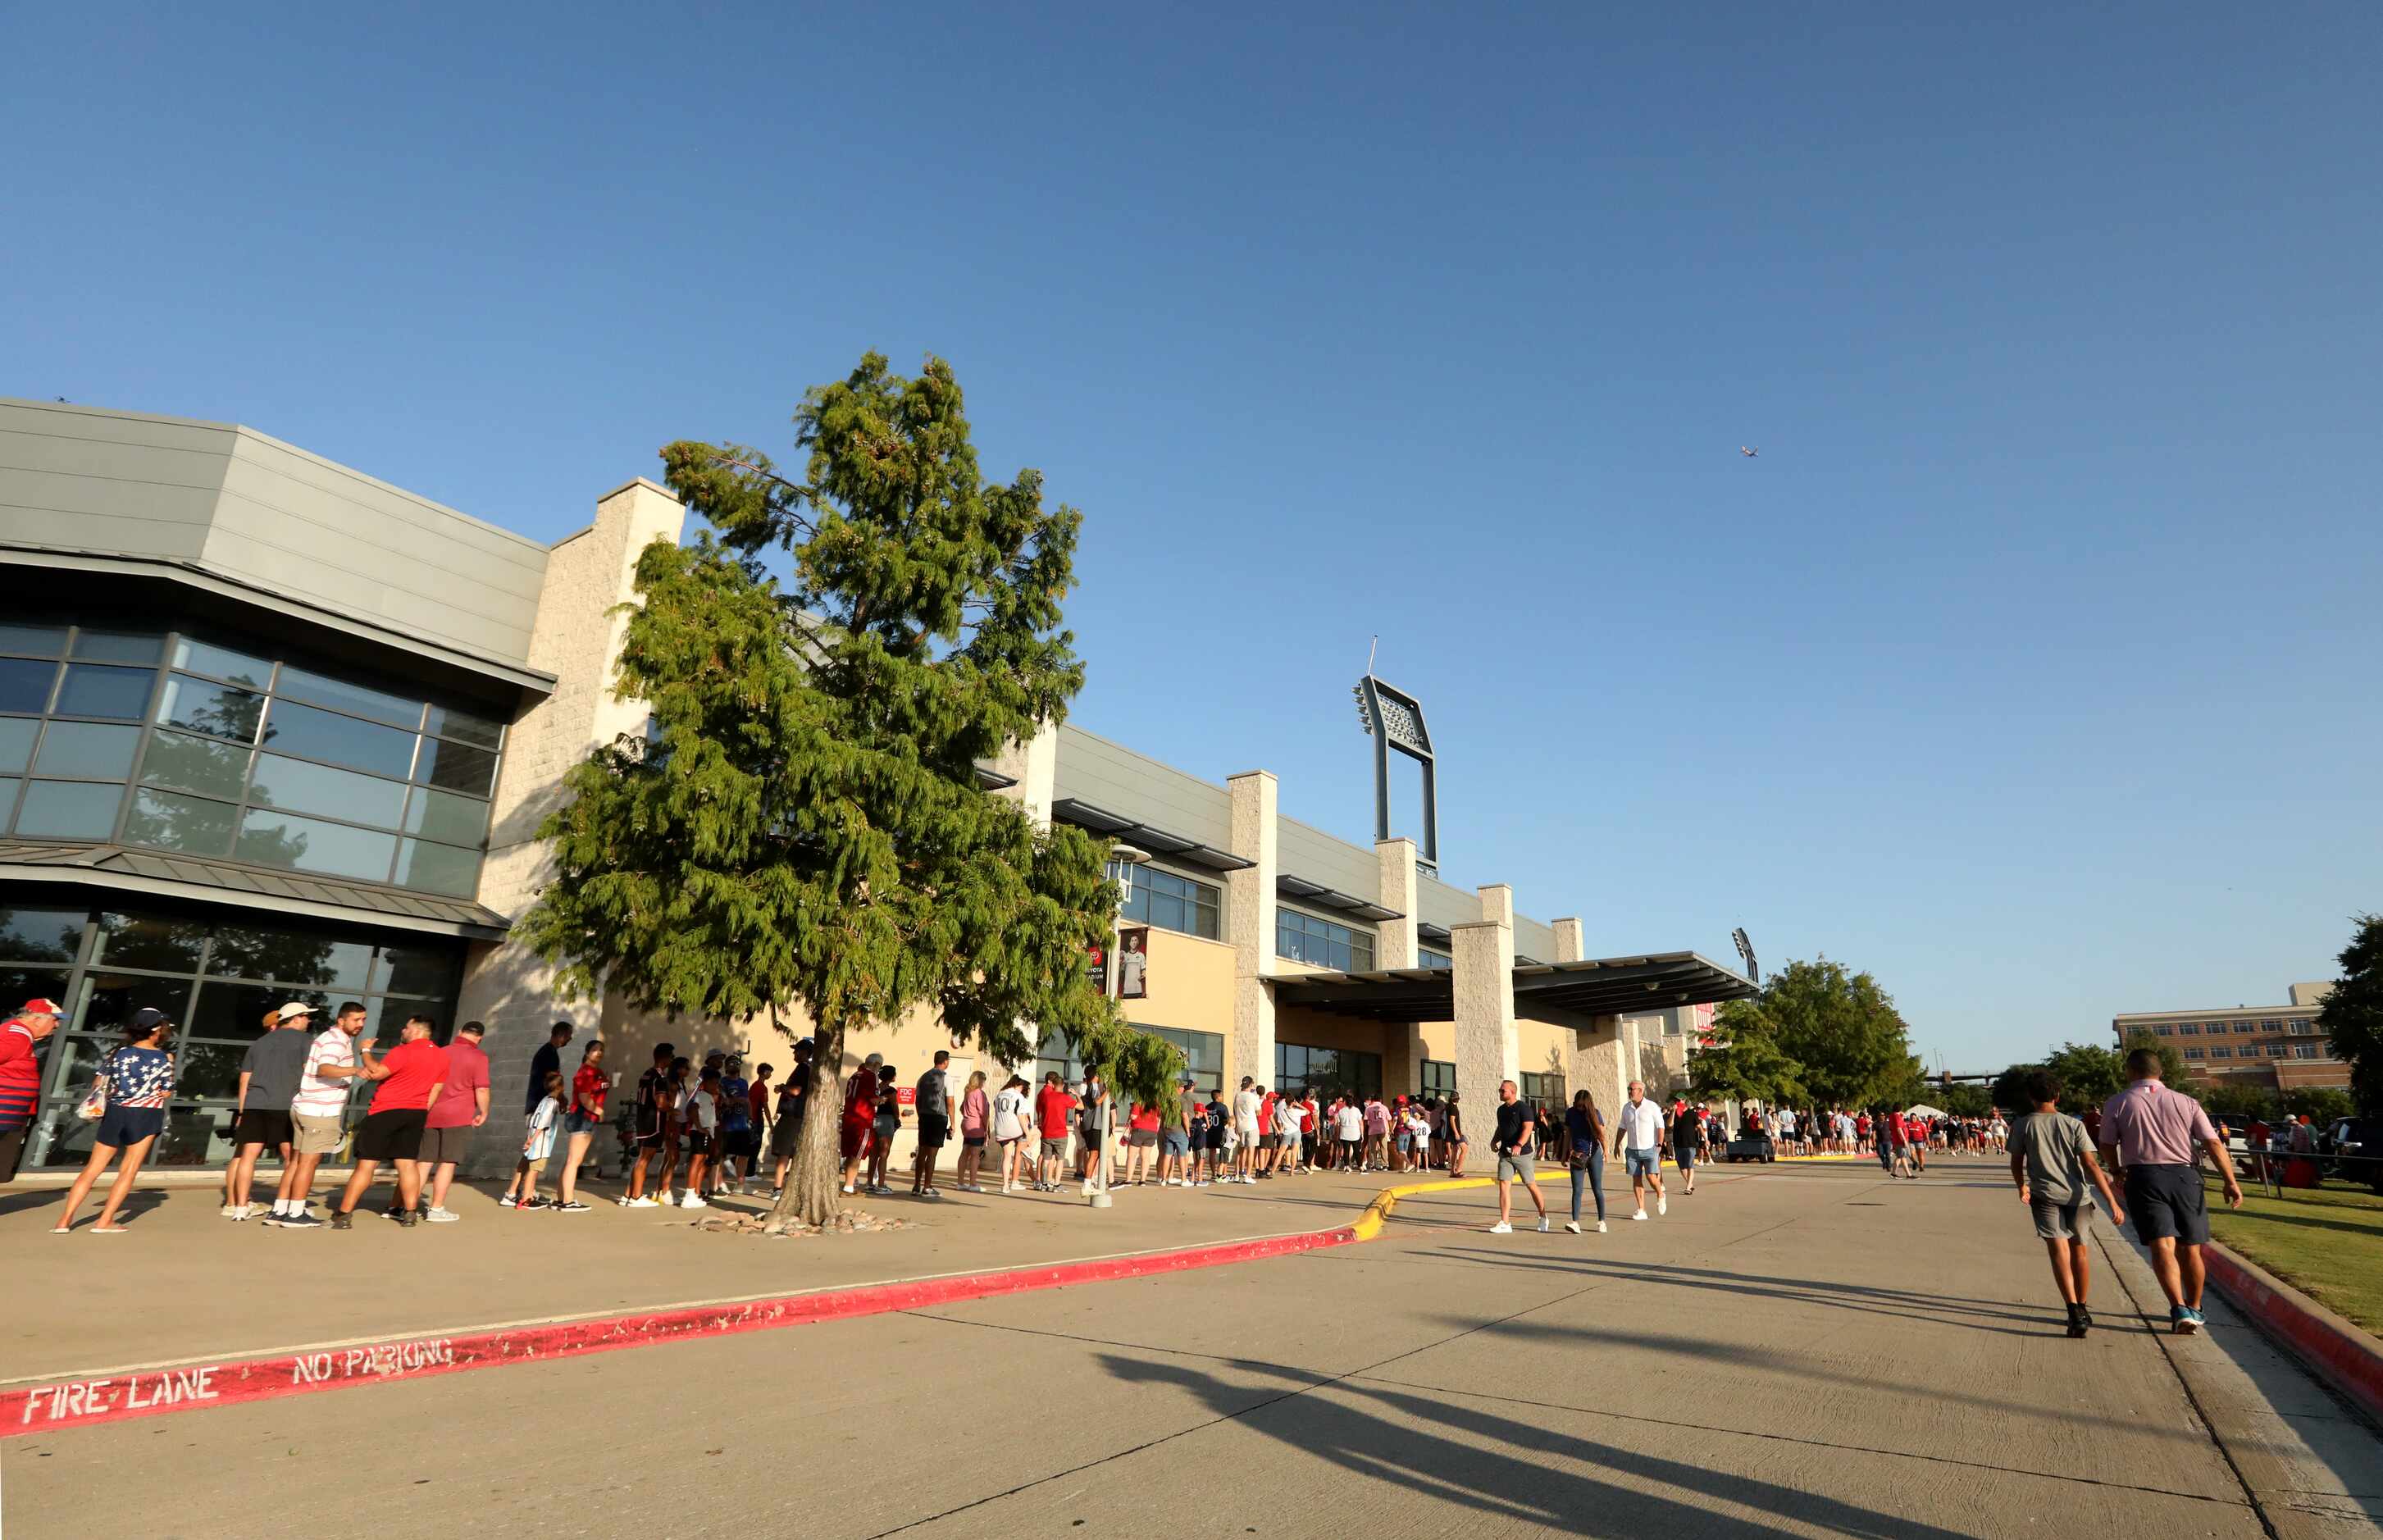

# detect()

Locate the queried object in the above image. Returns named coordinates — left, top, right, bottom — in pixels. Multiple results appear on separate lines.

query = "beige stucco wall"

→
left=1123, top=929, right=1236, bottom=1040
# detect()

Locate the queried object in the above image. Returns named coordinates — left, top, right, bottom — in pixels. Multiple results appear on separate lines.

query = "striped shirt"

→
left=293, top=1030, right=357, bottom=1118
left=0, top=1020, right=42, bottom=1128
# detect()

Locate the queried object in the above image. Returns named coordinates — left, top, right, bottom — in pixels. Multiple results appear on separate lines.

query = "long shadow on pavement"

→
left=1100, top=1351, right=1979, bottom=1538
left=1427, top=1247, right=2057, bottom=1334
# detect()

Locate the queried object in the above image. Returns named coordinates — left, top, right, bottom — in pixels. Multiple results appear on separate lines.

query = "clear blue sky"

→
left=9, top=5, right=2378, bottom=1071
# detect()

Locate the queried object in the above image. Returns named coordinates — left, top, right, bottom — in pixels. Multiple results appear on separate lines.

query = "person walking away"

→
left=271, top=1003, right=360, bottom=1229
left=622, top=1043, right=677, bottom=1207
left=548, top=1039, right=606, bottom=1211
left=991, top=1073, right=1030, bottom=1193
left=913, top=1052, right=952, bottom=1197
left=527, top=1023, right=572, bottom=1121
left=419, top=1019, right=491, bottom=1221
left=1443, top=1092, right=1469, bottom=1177
left=718, top=1055, right=754, bottom=1196
left=0, top=996, right=61, bottom=1187
left=53, top=1006, right=176, bottom=1233
left=1670, top=1100, right=1702, bottom=1196
left=1488, top=1079, right=1550, bottom=1233
left=1565, top=1089, right=1609, bottom=1234
left=330, top=1014, right=448, bottom=1229
left=514, top=1070, right=565, bottom=1209
left=2007, top=1068, right=2126, bottom=1336
left=956, top=1068, right=990, bottom=1192
left=226, top=1000, right=312, bottom=1219
left=1614, top=1079, right=1667, bottom=1220
left=2099, top=1048, right=2243, bottom=1334
left=769, top=1040, right=813, bottom=1199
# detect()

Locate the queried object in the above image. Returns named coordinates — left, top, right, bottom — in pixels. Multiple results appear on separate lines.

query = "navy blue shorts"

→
left=96, top=1105, right=166, bottom=1149
left=2125, top=1164, right=2210, bottom=1247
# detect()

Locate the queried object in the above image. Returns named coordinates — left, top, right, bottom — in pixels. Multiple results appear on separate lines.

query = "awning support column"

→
left=1451, top=884, right=1519, bottom=1130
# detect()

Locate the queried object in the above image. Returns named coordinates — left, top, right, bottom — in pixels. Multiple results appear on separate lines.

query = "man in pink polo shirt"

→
left=2098, top=1048, right=2243, bottom=1335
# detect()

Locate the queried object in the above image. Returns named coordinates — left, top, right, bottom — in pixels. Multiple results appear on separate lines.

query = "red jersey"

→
left=372, top=1039, right=450, bottom=1112
left=572, top=1062, right=608, bottom=1118
left=1036, top=1085, right=1075, bottom=1138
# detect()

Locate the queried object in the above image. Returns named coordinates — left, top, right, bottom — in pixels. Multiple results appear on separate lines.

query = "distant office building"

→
left=2112, top=982, right=2345, bottom=1092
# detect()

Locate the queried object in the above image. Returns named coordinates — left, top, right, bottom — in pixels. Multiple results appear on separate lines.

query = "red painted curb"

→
left=2203, top=1242, right=2383, bottom=1425
left=2, top=1223, right=1359, bottom=1438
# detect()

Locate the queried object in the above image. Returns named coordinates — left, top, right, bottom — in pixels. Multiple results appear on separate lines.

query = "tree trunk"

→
left=766, top=1016, right=846, bottom=1232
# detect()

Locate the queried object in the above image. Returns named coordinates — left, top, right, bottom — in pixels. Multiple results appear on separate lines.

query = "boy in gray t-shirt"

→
left=2007, top=1068, right=2127, bottom=1337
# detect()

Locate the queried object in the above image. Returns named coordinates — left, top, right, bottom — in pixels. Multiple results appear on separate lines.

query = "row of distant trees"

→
left=1687, top=917, right=2383, bottom=1128
left=1984, top=914, right=2381, bottom=1125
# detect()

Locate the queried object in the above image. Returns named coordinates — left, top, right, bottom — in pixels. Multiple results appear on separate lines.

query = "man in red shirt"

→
left=1035, top=1071, right=1076, bottom=1191
left=418, top=1020, right=491, bottom=1222
left=332, top=1014, right=449, bottom=1229
left=0, top=996, right=62, bottom=1184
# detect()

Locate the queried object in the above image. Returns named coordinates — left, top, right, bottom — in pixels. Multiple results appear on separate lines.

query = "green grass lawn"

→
left=2203, top=1172, right=2383, bottom=1337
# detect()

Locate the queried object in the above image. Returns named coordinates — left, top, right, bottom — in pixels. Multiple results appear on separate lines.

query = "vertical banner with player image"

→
left=1118, top=926, right=1150, bottom=1000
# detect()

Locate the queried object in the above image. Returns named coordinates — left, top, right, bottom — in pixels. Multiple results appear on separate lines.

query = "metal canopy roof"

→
left=1277, top=874, right=1401, bottom=923
left=1272, top=950, right=1756, bottom=1023
left=1416, top=922, right=1453, bottom=945
left=0, top=841, right=515, bottom=941
left=1050, top=798, right=1252, bottom=873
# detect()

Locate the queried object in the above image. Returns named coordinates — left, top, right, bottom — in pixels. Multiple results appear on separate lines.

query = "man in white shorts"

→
left=1614, top=1079, right=1667, bottom=1220
left=1232, top=1076, right=1261, bottom=1185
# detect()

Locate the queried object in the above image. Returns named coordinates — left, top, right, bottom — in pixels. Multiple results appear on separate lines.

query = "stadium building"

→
left=0, top=397, right=1752, bottom=1174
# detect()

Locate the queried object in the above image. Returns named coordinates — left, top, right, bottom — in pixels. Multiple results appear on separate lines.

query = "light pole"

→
left=1091, top=842, right=1149, bottom=1210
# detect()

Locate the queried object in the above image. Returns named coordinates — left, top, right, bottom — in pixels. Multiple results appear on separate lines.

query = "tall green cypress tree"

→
left=518, top=353, right=1163, bottom=1228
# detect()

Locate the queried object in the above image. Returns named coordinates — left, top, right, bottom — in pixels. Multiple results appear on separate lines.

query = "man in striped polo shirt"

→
left=0, top=997, right=62, bottom=1184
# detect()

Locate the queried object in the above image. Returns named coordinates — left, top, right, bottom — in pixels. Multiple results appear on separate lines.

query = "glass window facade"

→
left=1109, top=863, right=1221, bottom=941
left=1521, top=1071, right=1567, bottom=1108
left=1417, top=947, right=1452, bottom=969
left=9, top=904, right=464, bottom=1169
left=0, top=621, right=506, bottom=899
left=1274, top=1042, right=1381, bottom=1100
left=1277, top=909, right=1375, bottom=972
left=2185, top=1047, right=2206, bottom=1060
left=1029, top=1023, right=1223, bottom=1096
left=1421, top=1059, right=1456, bottom=1097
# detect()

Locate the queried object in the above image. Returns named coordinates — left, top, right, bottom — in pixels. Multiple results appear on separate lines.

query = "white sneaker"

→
left=1489, top=1220, right=1513, bottom=1234
left=424, top=1208, right=459, bottom=1223
left=1656, top=1195, right=1667, bottom=1217
left=1538, top=1219, right=1551, bottom=1232
left=681, top=1195, right=708, bottom=1209
left=1565, top=1221, right=1582, bottom=1234
left=1631, top=1210, right=1647, bottom=1221
left=623, top=1196, right=659, bottom=1208
left=499, top=1194, right=518, bottom=1209
left=221, top=1203, right=240, bottom=1219
left=1597, top=1220, right=1609, bottom=1233
left=841, top=1182, right=856, bottom=1195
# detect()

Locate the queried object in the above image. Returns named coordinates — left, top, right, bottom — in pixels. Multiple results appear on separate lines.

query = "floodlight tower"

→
left=1352, top=673, right=1439, bottom=877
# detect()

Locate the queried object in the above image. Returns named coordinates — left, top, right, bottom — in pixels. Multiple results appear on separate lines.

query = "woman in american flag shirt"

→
left=52, top=1006, right=176, bottom=1234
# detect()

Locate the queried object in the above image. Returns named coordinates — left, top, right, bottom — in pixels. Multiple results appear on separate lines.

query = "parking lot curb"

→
left=2204, top=1239, right=2383, bottom=1426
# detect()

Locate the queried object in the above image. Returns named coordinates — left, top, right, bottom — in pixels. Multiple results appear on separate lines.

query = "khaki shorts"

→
left=293, top=1114, right=345, bottom=1157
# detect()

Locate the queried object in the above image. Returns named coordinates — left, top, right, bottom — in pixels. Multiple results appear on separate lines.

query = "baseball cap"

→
left=20, top=996, right=62, bottom=1016
left=130, top=1006, right=172, bottom=1031
left=276, top=1001, right=317, bottom=1022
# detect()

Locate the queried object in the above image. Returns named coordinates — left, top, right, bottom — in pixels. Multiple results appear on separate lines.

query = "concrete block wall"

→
left=453, top=479, right=686, bottom=1173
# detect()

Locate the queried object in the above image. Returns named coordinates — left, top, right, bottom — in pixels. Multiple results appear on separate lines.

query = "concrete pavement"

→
left=6, top=1158, right=2380, bottom=1538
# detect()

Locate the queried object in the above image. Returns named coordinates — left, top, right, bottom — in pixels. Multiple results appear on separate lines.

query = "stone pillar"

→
left=1551, top=918, right=1585, bottom=964
left=1226, top=771, right=1278, bottom=1093
left=1451, top=884, right=1519, bottom=1122
left=1376, top=838, right=1424, bottom=1095
left=985, top=720, right=1058, bottom=830
left=1374, top=839, right=1418, bottom=968
left=455, top=477, right=686, bottom=1174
